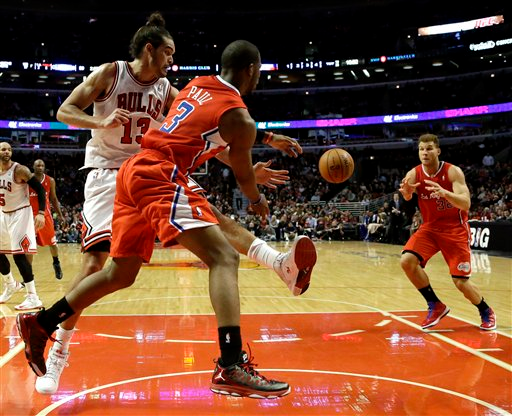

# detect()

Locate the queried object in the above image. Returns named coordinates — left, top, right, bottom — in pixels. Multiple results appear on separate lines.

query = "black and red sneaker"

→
left=16, top=311, right=52, bottom=376
left=210, top=347, right=290, bottom=399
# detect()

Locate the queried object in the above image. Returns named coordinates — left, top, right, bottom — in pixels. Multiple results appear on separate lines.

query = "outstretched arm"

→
left=220, top=109, right=269, bottom=218
left=215, top=151, right=290, bottom=189
left=256, top=131, right=303, bottom=158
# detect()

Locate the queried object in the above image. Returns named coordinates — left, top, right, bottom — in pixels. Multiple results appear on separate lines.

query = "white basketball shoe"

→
left=0, top=281, right=24, bottom=303
left=274, top=235, right=317, bottom=296
left=14, top=294, right=43, bottom=310
left=35, top=346, right=69, bottom=394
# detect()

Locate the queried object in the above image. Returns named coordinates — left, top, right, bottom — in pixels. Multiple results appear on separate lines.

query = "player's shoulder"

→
left=88, top=62, right=119, bottom=82
left=406, top=165, right=419, bottom=178
left=13, top=163, right=31, bottom=179
left=446, top=162, right=465, bottom=178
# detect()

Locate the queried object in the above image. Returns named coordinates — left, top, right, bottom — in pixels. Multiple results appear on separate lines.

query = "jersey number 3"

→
left=160, top=101, right=195, bottom=134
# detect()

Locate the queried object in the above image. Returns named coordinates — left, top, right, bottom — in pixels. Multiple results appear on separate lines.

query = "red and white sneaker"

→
left=274, top=235, right=317, bottom=296
left=479, top=308, right=497, bottom=331
left=16, top=311, right=52, bottom=376
left=421, top=302, right=450, bottom=329
left=210, top=347, right=290, bottom=399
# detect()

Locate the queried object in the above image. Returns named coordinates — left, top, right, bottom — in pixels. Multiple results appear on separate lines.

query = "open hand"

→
left=268, top=133, right=303, bottom=158
left=254, top=160, right=290, bottom=189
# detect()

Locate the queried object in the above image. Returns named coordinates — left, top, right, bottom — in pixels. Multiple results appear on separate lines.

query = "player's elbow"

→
left=56, top=108, right=65, bottom=123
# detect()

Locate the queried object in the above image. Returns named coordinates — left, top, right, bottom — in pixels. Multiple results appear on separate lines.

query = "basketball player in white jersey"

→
left=34, top=11, right=316, bottom=395
left=0, top=142, right=46, bottom=310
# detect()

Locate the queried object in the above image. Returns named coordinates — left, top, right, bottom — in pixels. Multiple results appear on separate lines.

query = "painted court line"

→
left=388, top=312, right=512, bottom=372
left=95, top=333, right=133, bottom=340
left=34, top=369, right=512, bottom=416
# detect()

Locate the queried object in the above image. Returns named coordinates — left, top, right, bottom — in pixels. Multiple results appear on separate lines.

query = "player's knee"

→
left=224, top=246, right=239, bottom=268
left=82, top=261, right=104, bottom=276
left=208, top=244, right=239, bottom=270
left=400, top=252, right=417, bottom=273
left=452, top=276, right=469, bottom=291
left=110, top=271, right=137, bottom=290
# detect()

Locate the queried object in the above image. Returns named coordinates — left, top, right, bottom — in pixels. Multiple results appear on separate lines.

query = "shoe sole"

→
left=480, top=324, right=497, bottom=331
left=210, top=385, right=291, bottom=399
left=15, top=314, right=46, bottom=377
left=292, top=236, right=317, bottom=295
left=421, top=306, right=450, bottom=329
left=35, top=385, right=58, bottom=395
left=480, top=319, right=497, bottom=331
left=14, top=303, right=44, bottom=311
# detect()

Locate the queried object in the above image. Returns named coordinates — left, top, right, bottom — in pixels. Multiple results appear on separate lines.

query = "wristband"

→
left=262, top=131, right=273, bottom=145
left=256, top=130, right=273, bottom=144
left=38, top=210, right=45, bottom=215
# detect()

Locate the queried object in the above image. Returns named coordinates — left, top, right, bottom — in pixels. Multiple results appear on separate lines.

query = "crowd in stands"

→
left=8, top=134, right=509, bottom=247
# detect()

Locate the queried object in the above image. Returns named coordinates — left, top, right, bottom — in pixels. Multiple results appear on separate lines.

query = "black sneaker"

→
left=53, top=263, right=63, bottom=280
left=210, top=347, right=291, bottom=399
left=16, top=311, right=53, bottom=376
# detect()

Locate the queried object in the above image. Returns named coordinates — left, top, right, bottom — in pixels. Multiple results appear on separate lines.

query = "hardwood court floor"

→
left=1, top=241, right=511, bottom=415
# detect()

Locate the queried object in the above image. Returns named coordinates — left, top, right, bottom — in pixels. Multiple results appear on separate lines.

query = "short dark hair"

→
left=129, top=11, right=173, bottom=59
left=221, top=40, right=260, bottom=71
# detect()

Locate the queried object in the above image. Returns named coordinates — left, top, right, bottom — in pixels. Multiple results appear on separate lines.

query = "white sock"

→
left=247, top=238, right=281, bottom=270
left=24, top=280, right=37, bottom=295
left=55, top=326, right=75, bottom=353
left=1, top=272, right=15, bottom=285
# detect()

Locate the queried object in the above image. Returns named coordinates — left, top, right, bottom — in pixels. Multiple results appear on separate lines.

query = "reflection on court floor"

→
left=1, top=312, right=510, bottom=416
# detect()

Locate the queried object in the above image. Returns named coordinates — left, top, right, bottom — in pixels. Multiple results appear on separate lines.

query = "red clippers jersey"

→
left=29, top=174, right=51, bottom=217
left=141, top=75, right=247, bottom=175
left=415, top=161, right=468, bottom=227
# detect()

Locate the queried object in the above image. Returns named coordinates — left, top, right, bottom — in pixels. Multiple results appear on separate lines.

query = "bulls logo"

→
left=20, top=235, right=31, bottom=253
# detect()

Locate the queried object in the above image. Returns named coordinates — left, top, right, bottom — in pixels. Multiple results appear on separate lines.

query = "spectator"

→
left=482, top=153, right=495, bottom=167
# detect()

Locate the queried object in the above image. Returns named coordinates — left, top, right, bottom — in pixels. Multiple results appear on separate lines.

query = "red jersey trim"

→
left=96, top=61, right=120, bottom=103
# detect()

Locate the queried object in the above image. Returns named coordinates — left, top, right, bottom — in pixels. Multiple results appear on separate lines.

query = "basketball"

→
left=318, top=148, right=354, bottom=184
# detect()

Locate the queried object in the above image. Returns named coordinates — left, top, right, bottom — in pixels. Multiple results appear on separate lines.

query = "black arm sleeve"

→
left=26, top=176, right=46, bottom=212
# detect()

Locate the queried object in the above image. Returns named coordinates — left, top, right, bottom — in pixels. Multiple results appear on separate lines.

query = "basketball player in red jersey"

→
left=28, top=159, right=65, bottom=280
left=27, top=11, right=314, bottom=396
left=18, top=40, right=299, bottom=398
left=399, top=134, right=496, bottom=331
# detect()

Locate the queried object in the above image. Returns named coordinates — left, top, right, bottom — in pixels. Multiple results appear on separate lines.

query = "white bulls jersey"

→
left=82, top=61, right=172, bottom=169
left=0, top=162, right=30, bottom=213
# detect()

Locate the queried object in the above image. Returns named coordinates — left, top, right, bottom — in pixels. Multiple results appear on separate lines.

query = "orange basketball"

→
left=318, top=148, right=354, bottom=184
